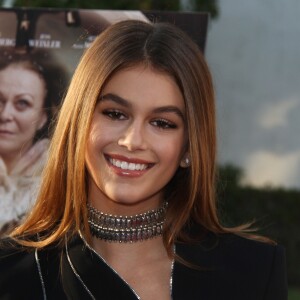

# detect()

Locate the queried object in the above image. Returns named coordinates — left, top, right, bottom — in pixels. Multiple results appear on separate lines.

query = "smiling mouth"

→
left=105, top=155, right=154, bottom=171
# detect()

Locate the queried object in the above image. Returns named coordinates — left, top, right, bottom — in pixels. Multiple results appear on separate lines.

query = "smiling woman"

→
left=86, top=66, right=186, bottom=212
left=0, top=20, right=287, bottom=299
left=0, top=50, right=68, bottom=236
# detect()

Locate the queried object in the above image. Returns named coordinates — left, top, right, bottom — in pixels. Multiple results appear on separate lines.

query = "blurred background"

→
left=1, top=0, right=299, bottom=297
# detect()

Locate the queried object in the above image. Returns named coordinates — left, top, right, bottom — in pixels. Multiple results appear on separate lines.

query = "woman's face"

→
left=85, top=65, right=186, bottom=214
left=0, top=65, right=47, bottom=160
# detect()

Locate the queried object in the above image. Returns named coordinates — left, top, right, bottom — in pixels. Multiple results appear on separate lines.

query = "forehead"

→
left=102, top=65, right=185, bottom=111
left=0, top=65, right=45, bottom=87
left=0, top=65, right=46, bottom=103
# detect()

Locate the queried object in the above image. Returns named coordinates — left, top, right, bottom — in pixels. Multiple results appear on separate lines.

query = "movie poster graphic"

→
left=0, top=7, right=208, bottom=236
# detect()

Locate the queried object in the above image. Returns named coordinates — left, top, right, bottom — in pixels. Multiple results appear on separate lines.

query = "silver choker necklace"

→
left=87, top=202, right=168, bottom=243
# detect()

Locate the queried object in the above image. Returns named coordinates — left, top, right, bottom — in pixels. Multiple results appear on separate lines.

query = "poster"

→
left=0, top=7, right=208, bottom=235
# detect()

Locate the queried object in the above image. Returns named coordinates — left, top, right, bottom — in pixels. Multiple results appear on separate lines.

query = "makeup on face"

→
left=0, top=65, right=47, bottom=165
left=85, top=65, right=186, bottom=212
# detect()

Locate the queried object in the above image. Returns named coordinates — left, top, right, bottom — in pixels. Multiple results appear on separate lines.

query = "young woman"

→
left=0, top=20, right=287, bottom=300
left=0, top=50, right=68, bottom=235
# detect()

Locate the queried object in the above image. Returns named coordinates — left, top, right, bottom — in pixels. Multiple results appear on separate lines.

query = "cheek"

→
left=88, top=124, right=112, bottom=151
left=156, top=135, right=185, bottom=166
left=89, top=119, right=125, bottom=149
left=16, top=111, right=42, bottom=134
left=85, top=125, right=113, bottom=172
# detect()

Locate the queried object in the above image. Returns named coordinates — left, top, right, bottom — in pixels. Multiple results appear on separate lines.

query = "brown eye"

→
left=102, top=109, right=127, bottom=120
left=151, top=119, right=177, bottom=129
left=15, top=99, right=30, bottom=111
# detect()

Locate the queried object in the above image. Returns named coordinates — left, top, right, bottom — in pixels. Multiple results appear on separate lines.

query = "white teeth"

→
left=109, top=157, right=148, bottom=171
left=121, top=161, right=128, bottom=169
left=128, top=163, right=135, bottom=170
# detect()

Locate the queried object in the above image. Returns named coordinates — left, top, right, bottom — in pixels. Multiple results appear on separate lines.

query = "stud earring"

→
left=180, top=154, right=191, bottom=168
left=185, top=157, right=190, bottom=166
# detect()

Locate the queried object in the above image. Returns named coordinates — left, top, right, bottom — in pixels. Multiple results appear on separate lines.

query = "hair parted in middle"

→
left=13, top=19, right=226, bottom=254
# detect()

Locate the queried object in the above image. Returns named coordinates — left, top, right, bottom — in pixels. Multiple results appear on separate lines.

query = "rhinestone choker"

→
left=87, top=202, right=168, bottom=243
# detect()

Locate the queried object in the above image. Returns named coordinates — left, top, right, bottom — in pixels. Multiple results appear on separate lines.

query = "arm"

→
left=264, top=245, right=288, bottom=300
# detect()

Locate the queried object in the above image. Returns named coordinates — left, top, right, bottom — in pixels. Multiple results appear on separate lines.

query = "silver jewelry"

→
left=180, top=154, right=191, bottom=168
left=185, top=157, right=190, bottom=166
left=35, top=249, right=47, bottom=300
left=87, top=202, right=168, bottom=243
left=65, top=241, right=96, bottom=300
left=77, top=232, right=141, bottom=299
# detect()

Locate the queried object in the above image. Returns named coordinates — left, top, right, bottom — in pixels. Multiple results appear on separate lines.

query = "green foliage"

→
left=289, top=287, right=300, bottom=300
left=194, top=0, right=218, bottom=18
left=12, top=0, right=219, bottom=18
left=218, top=164, right=300, bottom=286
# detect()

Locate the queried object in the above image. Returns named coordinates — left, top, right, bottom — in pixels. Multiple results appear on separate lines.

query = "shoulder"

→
left=0, top=237, right=34, bottom=268
left=0, top=237, right=64, bottom=299
left=0, top=238, right=40, bottom=298
left=215, top=233, right=284, bottom=261
left=177, top=232, right=284, bottom=263
left=176, top=233, right=287, bottom=300
left=217, top=233, right=286, bottom=274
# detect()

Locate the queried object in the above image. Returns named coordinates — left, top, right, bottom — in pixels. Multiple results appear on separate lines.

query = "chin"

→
left=110, top=196, right=146, bottom=206
left=108, top=192, right=160, bottom=209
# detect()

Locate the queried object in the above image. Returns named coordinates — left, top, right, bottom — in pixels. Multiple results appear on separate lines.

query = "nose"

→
left=118, top=121, right=148, bottom=151
left=0, top=102, right=14, bottom=122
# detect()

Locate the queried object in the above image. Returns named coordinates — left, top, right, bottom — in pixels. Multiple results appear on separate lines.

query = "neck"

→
left=1, top=144, right=32, bottom=174
left=1, top=153, right=20, bottom=174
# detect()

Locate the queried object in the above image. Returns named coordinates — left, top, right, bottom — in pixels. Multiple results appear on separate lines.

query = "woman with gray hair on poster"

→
left=0, top=50, right=67, bottom=236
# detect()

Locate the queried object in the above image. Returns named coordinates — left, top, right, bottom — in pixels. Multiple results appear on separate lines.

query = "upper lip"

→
left=105, top=153, right=155, bottom=165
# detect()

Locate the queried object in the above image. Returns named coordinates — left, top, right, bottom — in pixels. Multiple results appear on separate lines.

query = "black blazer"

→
left=0, top=233, right=287, bottom=300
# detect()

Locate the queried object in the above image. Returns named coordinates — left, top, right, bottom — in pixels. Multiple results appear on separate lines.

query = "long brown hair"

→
left=11, top=20, right=266, bottom=252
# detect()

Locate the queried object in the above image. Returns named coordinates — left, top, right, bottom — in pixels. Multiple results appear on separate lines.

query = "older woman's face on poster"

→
left=0, top=65, right=47, bottom=159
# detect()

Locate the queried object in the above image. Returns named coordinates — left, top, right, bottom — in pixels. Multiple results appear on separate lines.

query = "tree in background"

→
left=217, top=164, right=300, bottom=286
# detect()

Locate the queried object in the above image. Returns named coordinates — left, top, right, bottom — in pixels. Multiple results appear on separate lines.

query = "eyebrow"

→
left=100, top=93, right=185, bottom=120
left=100, top=93, right=132, bottom=108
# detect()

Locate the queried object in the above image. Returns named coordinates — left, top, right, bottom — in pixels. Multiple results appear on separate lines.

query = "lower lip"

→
left=0, top=131, right=13, bottom=136
left=106, top=158, right=152, bottom=178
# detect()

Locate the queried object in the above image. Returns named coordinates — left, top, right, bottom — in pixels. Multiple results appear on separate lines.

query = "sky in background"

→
left=205, top=0, right=300, bottom=189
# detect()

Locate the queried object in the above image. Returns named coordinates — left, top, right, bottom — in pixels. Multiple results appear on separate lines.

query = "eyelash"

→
left=17, top=99, right=30, bottom=108
left=151, top=119, right=177, bottom=129
left=102, top=109, right=127, bottom=120
left=102, top=109, right=177, bottom=129
left=0, top=99, right=30, bottom=111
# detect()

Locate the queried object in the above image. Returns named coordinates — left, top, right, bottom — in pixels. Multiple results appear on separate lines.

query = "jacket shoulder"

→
left=0, top=237, right=65, bottom=299
left=0, top=238, right=42, bottom=299
left=175, top=233, right=287, bottom=300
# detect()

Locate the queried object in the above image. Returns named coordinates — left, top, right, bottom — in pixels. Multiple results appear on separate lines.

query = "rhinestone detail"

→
left=88, top=202, right=168, bottom=243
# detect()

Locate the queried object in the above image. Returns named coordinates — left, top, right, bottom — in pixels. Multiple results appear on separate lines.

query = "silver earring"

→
left=180, top=155, right=191, bottom=168
left=185, top=157, right=190, bottom=166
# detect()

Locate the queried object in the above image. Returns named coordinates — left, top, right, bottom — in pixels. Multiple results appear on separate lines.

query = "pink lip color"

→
left=105, top=154, right=154, bottom=178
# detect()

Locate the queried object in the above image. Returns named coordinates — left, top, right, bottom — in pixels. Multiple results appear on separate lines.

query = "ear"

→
left=180, top=153, right=191, bottom=168
left=37, top=112, right=48, bottom=130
